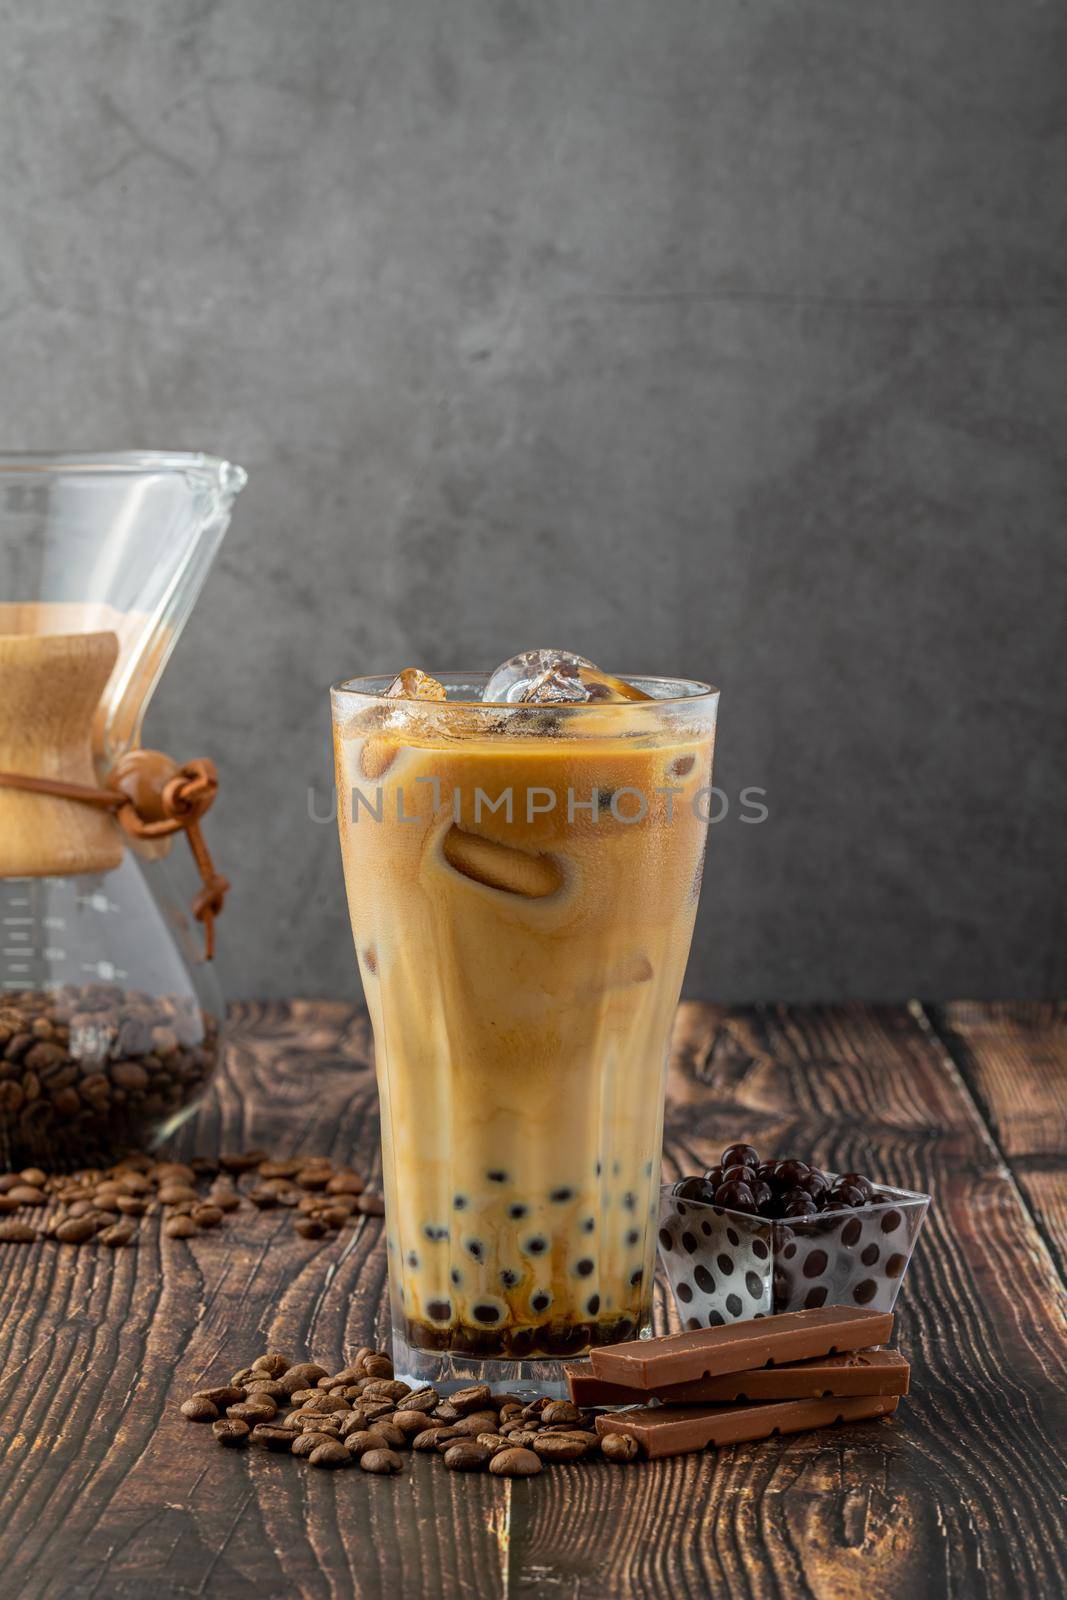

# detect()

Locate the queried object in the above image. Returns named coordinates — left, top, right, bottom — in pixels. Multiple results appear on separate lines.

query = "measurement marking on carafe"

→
left=2, top=917, right=33, bottom=926
left=2, top=947, right=34, bottom=958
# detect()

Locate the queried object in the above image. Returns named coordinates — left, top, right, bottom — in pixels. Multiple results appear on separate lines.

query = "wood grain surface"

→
left=1, top=1000, right=1064, bottom=1600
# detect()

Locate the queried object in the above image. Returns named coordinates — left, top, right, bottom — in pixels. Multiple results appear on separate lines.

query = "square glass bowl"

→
left=657, top=1179, right=930, bottom=1328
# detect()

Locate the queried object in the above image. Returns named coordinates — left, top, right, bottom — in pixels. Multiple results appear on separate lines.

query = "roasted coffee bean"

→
left=191, top=1204, right=224, bottom=1229
left=309, top=1439, right=350, bottom=1468
left=320, top=1366, right=362, bottom=1390
left=326, top=1172, right=364, bottom=1195
left=314, top=1206, right=350, bottom=1230
left=298, top=1392, right=350, bottom=1417
left=444, top=1442, right=491, bottom=1472
left=295, top=1167, right=332, bottom=1191
left=245, top=1379, right=289, bottom=1402
left=295, top=1217, right=327, bottom=1239
left=158, top=1183, right=200, bottom=1207
left=180, top=1397, right=219, bottom=1422
left=194, top=1385, right=246, bottom=1408
left=252, top=1424, right=295, bottom=1452
left=257, top=1160, right=303, bottom=1180
left=292, top=1430, right=337, bottom=1458
left=362, top=1354, right=393, bottom=1377
left=246, top=1187, right=279, bottom=1210
left=6, top=1185, right=45, bottom=1206
left=280, top=1362, right=329, bottom=1393
left=490, top=1447, right=542, bottom=1477
left=367, top=1421, right=406, bottom=1449
left=115, top=1195, right=148, bottom=1216
left=391, top=1409, right=432, bottom=1439
left=99, top=1221, right=137, bottom=1247
left=434, top=1402, right=462, bottom=1423
left=541, top=1401, right=582, bottom=1426
left=498, top=1402, right=525, bottom=1421
left=412, top=1427, right=448, bottom=1451
left=230, top=1368, right=255, bottom=1387
left=212, top=1418, right=249, bottom=1447
left=0, top=1195, right=22, bottom=1214
left=0, top=1219, right=39, bottom=1241
left=397, top=1387, right=439, bottom=1413
left=356, top=1193, right=385, bottom=1216
left=360, top=1448, right=404, bottom=1474
left=54, top=1215, right=100, bottom=1244
left=362, top=1379, right=410, bottom=1403
left=432, top=1429, right=464, bottom=1453
left=19, top=1167, right=47, bottom=1187
left=209, top=1185, right=240, bottom=1213
left=450, top=1411, right=501, bottom=1438
left=476, top=1433, right=511, bottom=1452
left=219, top=1150, right=267, bottom=1174
left=600, top=1432, right=640, bottom=1462
left=344, top=1429, right=390, bottom=1458
left=502, top=1429, right=540, bottom=1448
left=228, top=1394, right=278, bottom=1423
left=449, top=1383, right=492, bottom=1415
left=163, top=1215, right=199, bottom=1239
left=295, top=1415, right=342, bottom=1436
left=252, top=1351, right=290, bottom=1376
left=533, top=1434, right=588, bottom=1462
left=0, top=1175, right=19, bottom=1193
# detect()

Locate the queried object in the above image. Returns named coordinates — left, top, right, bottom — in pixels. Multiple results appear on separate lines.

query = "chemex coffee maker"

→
left=0, top=452, right=245, bottom=1167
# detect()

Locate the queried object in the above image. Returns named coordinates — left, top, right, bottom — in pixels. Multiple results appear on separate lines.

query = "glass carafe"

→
left=0, top=452, right=246, bottom=1167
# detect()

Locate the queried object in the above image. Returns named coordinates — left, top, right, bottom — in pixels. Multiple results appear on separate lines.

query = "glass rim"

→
left=332, top=669, right=720, bottom=711
left=0, top=450, right=246, bottom=484
left=660, top=1178, right=932, bottom=1223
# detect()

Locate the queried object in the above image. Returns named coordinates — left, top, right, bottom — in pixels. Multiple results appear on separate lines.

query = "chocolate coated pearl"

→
left=721, top=1143, right=759, bottom=1172
left=714, top=1180, right=756, bottom=1214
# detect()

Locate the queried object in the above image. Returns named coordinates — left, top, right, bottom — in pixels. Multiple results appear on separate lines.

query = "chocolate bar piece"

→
left=594, top=1393, right=900, bottom=1459
left=588, top=1305, right=893, bottom=1390
left=568, top=1348, right=909, bottom=1407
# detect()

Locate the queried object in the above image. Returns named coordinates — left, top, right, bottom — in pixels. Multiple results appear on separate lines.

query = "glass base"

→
left=391, top=1330, right=572, bottom=1399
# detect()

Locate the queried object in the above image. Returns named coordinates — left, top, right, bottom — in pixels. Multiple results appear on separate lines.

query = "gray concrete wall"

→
left=1, top=0, right=1064, bottom=1001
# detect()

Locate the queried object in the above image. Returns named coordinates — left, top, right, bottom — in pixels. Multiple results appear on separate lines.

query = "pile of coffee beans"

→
left=673, top=1142, right=889, bottom=1220
left=179, top=1347, right=641, bottom=1476
left=0, top=1149, right=384, bottom=1248
left=0, top=984, right=218, bottom=1168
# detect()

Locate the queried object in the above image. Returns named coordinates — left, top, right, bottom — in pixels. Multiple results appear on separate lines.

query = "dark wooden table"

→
left=2, top=1001, right=1065, bottom=1600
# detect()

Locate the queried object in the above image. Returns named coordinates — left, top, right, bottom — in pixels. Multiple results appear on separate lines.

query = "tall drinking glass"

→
left=331, top=672, right=718, bottom=1395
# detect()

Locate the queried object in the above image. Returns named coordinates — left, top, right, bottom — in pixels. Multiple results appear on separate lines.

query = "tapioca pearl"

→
left=686, top=1316, right=702, bottom=1331
left=853, top=1279, right=878, bottom=1305
left=630, top=1268, right=643, bottom=1288
left=803, top=1286, right=827, bottom=1309
left=782, top=1242, right=797, bottom=1261
left=594, top=1160, right=602, bottom=1176
left=700, top=1220, right=712, bottom=1237
left=752, top=1239, right=769, bottom=1260
left=464, top=1238, right=484, bottom=1261
left=550, top=1186, right=574, bottom=1203
left=694, top=1264, right=715, bottom=1293
left=522, top=1235, right=548, bottom=1257
left=453, top=1194, right=468, bottom=1211
left=508, top=1203, right=528, bottom=1221
left=615, top=1317, right=636, bottom=1339
left=625, top=1229, right=641, bottom=1248
left=406, top=1250, right=419, bottom=1268
left=530, top=1290, right=552, bottom=1314
left=726, top=1227, right=740, bottom=1247
left=861, top=1242, right=880, bottom=1266
left=716, top=1254, right=734, bottom=1275
left=472, top=1300, right=505, bottom=1324
left=885, top=1252, right=907, bottom=1277
left=612, top=1160, right=621, bottom=1177
left=581, top=1217, right=596, bottom=1234
left=658, top=1228, right=673, bottom=1251
left=880, top=1209, right=903, bottom=1233
left=725, top=1293, right=743, bottom=1317
left=745, top=1271, right=763, bottom=1298
left=676, top=1281, right=694, bottom=1304
left=427, top=1299, right=452, bottom=1322
left=644, top=1160, right=653, bottom=1177
left=802, top=1249, right=828, bottom=1279
left=622, top=1191, right=637, bottom=1211
left=499, top=1268, right=520, bottom=1289
left=841, top=1217, right=862, bottom=1248
left=450, top=1266, right=463, bottom=1287
left=574, top=1257, right=595, bottom=1277
left=423, top=1224, right=448, bottom=1242
left=675, top=1202, right=687, bottom=1217
left=681, top=1232, right=698, bottom=1254
left=707, top=1310, right=725, bottom=1327
left=585, top=1292, right=601, bottom=1316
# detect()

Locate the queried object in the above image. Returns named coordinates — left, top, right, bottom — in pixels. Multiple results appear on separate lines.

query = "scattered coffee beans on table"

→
left=0, top=1150, right=384, bottom=1249
left=177, top=1347, right=647, bottom=1478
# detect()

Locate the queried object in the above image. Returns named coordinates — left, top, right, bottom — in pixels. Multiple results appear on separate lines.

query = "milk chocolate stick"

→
left=595, top=1393, right=900, bottom=1459
left=588, top=1305, right=893, bottom=1390
left=568, top=1347, right=909, bottom=1407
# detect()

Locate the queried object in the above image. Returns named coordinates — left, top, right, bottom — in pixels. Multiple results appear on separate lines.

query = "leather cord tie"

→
left=0, top=751, right=229, bottom=960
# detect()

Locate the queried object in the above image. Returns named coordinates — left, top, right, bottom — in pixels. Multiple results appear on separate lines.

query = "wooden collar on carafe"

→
left=0, top=750, right=230, bottom=961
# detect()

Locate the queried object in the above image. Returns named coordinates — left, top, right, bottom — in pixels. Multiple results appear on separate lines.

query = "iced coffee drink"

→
left=331, top=651, right=718, bottom=1392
